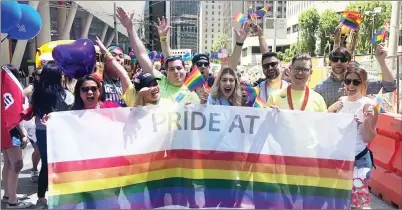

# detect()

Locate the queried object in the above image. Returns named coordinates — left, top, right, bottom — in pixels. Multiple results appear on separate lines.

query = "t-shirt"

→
left=101, top=74, right=126, bottom=107
left=267, top=87, right=327, bottom=112
left=33, top=89, right=74, bottom=130
left=156, top=72, right=200, bottom=105
left=122, top=85, right=137, bottom=107
left=338, top=97, right=374, bottom=155
left=207, top=95, right=231, bottom=106
left=254, top=78, right=289, bottom=108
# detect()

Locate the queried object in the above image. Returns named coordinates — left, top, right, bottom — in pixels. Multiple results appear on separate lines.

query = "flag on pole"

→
left=255, top=5, right=269, bottom=17
left=233, top=12, right=247, bottom=24
left=340, top=11, right=363, bottom=30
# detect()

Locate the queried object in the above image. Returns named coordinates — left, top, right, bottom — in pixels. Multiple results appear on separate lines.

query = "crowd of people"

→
left=1, top=6, right=397, bottom=209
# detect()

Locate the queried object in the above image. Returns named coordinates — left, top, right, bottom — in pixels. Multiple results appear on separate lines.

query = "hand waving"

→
left=155, top=16, right=171, bottom=37
left=375, top=43, right=388, bottom=61
left=116, top=7, right=134, bottom=30
left=233, top=23, right=250, bottom=43
left=253, top=23, right=263, bottom=36
left=95, top=36, right=108, bottom=54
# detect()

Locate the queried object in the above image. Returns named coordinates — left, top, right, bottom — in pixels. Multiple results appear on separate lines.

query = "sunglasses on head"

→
left=330, top=56, right=348, bottom=63
left=196, top=61, right=209, bottom=68
left=344, top=79, right=361, bottom=86
left=80, top=86, right=98, bottom=93
left=262, top=62, right=278, bottom=69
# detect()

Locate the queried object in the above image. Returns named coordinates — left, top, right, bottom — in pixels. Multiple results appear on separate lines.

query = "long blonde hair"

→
left=210, top=68, right=242, bottom=106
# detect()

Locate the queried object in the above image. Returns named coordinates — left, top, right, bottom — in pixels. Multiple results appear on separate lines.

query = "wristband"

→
left=236, top=42, right=244, bottom=47
left=258, top=35, right=265, bottom=40
left=104, top=51, right=112, bottom=59
left=160, top=36, right=167, bottom=41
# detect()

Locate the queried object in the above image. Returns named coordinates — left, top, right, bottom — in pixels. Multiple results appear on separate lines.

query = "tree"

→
left=345, top=1, right=392, bottom=54
left=211, top=34, right=229, bottom=52
left=318, top=10, right=341, bottom=55
left=278, top=43, right=300, bottom=62
left=298, top=8, right=320, bottom=56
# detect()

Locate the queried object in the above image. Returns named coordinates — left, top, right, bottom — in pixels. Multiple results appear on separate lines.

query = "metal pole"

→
left=272, top=1, right=277, bottom=52
left=114, top=2, right=118, bottom=46
left=370, top=14, right=375, bottom=59
left=397, top=55, right=400, bottom=113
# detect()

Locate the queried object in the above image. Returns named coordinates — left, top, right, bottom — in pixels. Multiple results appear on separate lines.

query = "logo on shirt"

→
left=3, top=93, right=14, bottom=110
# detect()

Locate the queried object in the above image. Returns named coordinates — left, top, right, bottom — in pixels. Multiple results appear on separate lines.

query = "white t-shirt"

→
left=338, top=96, right=374, bottom=155
left=22, top=97, right=36, bottom=142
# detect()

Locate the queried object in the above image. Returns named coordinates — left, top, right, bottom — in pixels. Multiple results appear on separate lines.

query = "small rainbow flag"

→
left=247, top=2, right=256, bottom=21
left=233, top=12, right=247, bottom=24
left=340, top=11, right=363, bottom=30
left=375, top=93, right=386, bottom=113
left=253, top=95, right=266, bottom=108
left=255, top=5, right=269, bottom=17
left=245, top=86, right=260, bottom=103
left=184, top=66, right=205, bottom=91
left=370, top=27, right=387, bottom=44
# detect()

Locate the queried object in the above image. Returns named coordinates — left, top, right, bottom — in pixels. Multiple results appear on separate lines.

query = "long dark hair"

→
left=31, top=63, right=66, bottom=117
left=72, top=75, right=102, bottom=110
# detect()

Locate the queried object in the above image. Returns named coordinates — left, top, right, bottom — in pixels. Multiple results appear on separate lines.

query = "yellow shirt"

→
left=121, top=85, right=137, bottom=107
left=267, top=87, right=327, bottom=112
left=123, top=71, right=200, bottom=107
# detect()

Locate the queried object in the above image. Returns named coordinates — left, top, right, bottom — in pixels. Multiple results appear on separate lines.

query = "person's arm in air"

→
left=155, top=17, right=172, bottom=59
left=228, top=23, right=250, bottom=70
left=254, top=23, right=269, bottom=54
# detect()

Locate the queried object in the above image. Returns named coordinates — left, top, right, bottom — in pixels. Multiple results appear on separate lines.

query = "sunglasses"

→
left=292, top=66, right=310, bottom=73
left=344, top=79, right=361, bottom=86
left=196, top=62, right=209, bottom=68
left=330, top=56, right=348, bottom=63
left=262, top=62, right=278, bottom=69
left=80, top=86, right=98, bottom=93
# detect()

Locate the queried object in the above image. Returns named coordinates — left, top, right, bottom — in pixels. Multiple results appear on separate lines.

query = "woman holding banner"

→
left=328, top=66, right=378, bottom=209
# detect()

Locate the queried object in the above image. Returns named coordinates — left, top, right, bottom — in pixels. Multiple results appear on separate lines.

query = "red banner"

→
left=1, top=66, right=24, bottom=149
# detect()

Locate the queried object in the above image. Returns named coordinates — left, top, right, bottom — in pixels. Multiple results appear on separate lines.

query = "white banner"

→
left=47, top=105, right=357, bottom=209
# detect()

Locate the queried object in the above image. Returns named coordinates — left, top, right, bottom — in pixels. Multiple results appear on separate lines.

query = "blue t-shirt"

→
left=207, top=94, right=231, bottom=106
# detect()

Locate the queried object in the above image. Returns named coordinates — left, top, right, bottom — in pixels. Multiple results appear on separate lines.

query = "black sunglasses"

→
left=344, top=79, right=361, bottom=86
left=196, top=61, right=209, bottom=68
left=262, top=62, right=278, bottom=69
left=330, top=56, right=348, bottom=63
left=80, top=86, right=98, bottom=93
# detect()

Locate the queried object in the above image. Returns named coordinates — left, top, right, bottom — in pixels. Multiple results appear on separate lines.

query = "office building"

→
left=199, top=1, right=224, bottom=53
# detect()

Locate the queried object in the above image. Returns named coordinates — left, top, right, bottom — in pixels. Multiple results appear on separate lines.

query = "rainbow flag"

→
left=375, top=93, right=386, bottom=113
left=247, top=2, right=256, bottom=21
left=233, top=11, right=247, bottom=24
left=253, top=95, right=266, bottom=108
left=245, top=86, right=260, bottom=104
left=184, top=66, right=205, bottom=91
left=255, top=5, right=269, bottom=17
left=370, top=28, right=387, bottom=44
left=340, top=11, right=363, bottom=30
left=47, top=106, right=356, bottom=209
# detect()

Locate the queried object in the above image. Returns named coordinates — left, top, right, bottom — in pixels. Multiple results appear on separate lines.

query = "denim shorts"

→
left=354, top=151, right=373, bottom=179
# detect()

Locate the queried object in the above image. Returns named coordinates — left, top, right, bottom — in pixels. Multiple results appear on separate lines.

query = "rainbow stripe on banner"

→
left=340, top=11, right=363, bottom=30
left=233, top=12, right=247, bottom=24
left=184, top=66, right=205, bottom=91
left=253, top=96, right=266, bottom=108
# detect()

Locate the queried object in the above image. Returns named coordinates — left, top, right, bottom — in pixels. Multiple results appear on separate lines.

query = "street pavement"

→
left=1, top=143, right=396, bottom=209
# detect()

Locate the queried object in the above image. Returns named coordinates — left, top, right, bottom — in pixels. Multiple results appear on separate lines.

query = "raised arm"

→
left=254, top=23, right=269, bottom=54
left=155, top=17, right=172, bottom=59
left=116, top=7, right=154, bottom=76
left=375, top=44, right=395, bottom=83
left=95, top=36, right=131, bottom=93
left=228, top=23, right=250, bottom=70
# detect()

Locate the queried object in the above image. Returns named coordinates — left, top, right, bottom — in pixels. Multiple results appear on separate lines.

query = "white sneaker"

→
left=31, top=170, right=39, bottom=182
left=6, top=200, right=33, bottom=209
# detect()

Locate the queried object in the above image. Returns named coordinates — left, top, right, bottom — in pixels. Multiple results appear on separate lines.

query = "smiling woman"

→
left=207, top=68, right=242, bottom=106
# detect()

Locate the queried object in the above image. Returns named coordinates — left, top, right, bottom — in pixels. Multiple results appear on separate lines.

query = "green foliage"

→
left=279, top=43, right=300, bottom=62
left=318, top=10, right=341, bottom=55
left=345, top=1, right=392, bottom=54
left=298, top=8, right=320, bottom=56
left=211, top=34, right=229, bottom=52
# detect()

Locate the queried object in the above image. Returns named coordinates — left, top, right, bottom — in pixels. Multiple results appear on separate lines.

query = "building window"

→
left=242, top=48, right=247, bottom=57
left=287, top=27, right=291, bottom=34
left=206, top=11, right=208, bottom=14
left=212, top=5, right=214, bottom=9
left=212, top=29, right=214, bottom=32
left=212, top=34, right=214, bottom=38
left=212, top=11, right=214, bottom=15
left=205, top=29, right=207, bottom=32
left=219, top=5, right=221, bottom=9
left=218, top=11, right=221, bottom=15
left=218, top=29, right=220, bottom=33
left=212, top=23, right=214, bottom=26
left=252, top=46, right=261, bottom=54
left=205, top=40, right=207, bottom=44
left=206, top=5, right=208, bottom=9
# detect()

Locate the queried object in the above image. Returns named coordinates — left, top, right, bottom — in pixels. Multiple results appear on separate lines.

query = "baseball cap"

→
left=192, top=53, right=210, bottom=64
left=133, top=73, right=160, bottom=91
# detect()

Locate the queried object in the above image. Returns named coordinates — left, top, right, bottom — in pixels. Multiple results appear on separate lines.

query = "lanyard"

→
left=265, top=80, right=282, bottom=102
left=286, top=86, right=309, bottom=111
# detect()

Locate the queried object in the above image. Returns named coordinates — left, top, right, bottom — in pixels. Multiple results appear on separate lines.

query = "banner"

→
left=47, top=105, right=358, bottom=209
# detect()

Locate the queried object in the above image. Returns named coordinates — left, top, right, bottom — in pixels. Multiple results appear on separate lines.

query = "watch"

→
left=236, top=42, right=244, bottom=47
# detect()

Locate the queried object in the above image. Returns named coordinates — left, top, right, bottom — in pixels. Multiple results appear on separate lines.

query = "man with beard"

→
left=101, top=45, right=127, bottom=107
left=254, top=52, right=290, bottom=105
left=314, top=44, right=396, bottom=107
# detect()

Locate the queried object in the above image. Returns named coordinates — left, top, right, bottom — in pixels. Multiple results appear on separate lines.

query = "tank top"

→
left=338, top=96, right=373, bottom=155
